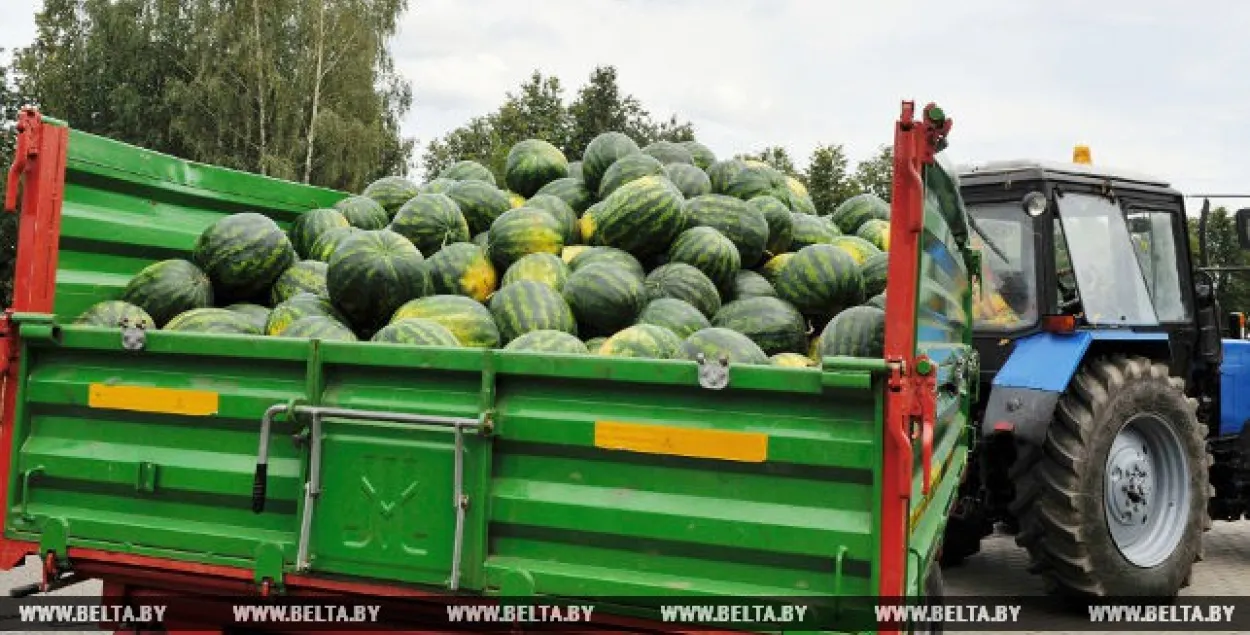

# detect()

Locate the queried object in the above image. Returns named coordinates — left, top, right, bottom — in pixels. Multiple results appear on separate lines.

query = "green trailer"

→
left=0, top=101, right=975, bottom=633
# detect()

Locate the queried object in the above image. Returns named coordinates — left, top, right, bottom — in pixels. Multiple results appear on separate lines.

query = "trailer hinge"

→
left=910, top=357, right=938, bottom=495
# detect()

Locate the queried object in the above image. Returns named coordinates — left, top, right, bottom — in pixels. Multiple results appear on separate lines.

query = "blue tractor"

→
left=940, top=146, right=1250, bottom=599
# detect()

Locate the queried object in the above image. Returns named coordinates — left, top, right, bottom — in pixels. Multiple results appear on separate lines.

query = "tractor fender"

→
left=982, top=331, right=1169, bottom=445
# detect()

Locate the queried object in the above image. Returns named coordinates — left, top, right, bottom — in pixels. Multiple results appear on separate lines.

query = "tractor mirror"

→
left=1236, top=208, right=1250, bottom=250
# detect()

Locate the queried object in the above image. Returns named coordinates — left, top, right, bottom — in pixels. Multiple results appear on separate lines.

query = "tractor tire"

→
left=938, top=515, right=986, bottom=567
left=916, top=562, right=945, bottom=635
left=1008, top=355, right=1211, bottom=598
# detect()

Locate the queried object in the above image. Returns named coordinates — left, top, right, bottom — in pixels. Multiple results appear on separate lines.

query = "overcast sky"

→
left=4, top=0, right=1250, bottom=213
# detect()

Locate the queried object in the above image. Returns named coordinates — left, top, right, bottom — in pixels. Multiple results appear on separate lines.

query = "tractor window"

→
left=1056, top=193, right=1159, bottom=326
left=967, top=202, right=1037, bottom=331
left=1126, top=210, right=1190, bottom=323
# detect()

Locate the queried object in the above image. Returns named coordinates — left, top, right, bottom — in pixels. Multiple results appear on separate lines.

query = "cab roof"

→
left=956, top=159, right=1176, bottom=192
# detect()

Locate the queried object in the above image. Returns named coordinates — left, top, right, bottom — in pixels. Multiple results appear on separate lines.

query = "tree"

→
left=565, top=66, right=658, bottom=159
left=737, top=146, right=798, bottom=178
left=1189, top=208, right=1250, bottom=313
left=802, top=144, right=857, bottom=215
left=0, top=50, right=25, bottom=308
left=853, top=145, right=893, bottom=202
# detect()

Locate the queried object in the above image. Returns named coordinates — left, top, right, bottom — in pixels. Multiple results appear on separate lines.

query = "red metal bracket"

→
left=3, top=109, right=41, bottom=214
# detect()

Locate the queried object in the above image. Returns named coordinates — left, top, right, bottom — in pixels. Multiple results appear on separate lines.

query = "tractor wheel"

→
left=915, top=562, right=945, bottom=635
left=938, top=515, right=987, bottom=567
left=1008, top=355, right=1211, bottom=598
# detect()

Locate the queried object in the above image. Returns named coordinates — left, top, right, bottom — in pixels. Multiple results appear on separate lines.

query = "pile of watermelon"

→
left=74, top=133, right=894, bottom=367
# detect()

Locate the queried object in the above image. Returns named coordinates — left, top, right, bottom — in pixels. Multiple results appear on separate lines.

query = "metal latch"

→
left=695, top=353, right=729, bottom=390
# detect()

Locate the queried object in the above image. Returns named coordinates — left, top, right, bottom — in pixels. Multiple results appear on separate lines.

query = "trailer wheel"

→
left=915, top=562, right=944, bottom=635
left=1008, top=356, right=1211, bottom=597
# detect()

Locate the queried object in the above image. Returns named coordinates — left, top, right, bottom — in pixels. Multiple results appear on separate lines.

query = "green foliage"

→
left=736, top=146, right=798, bottom=178
left=1189, top=208, right=1250, bottom=313
left=0, top=49, right=30, bottom=308
left=802, top=144, right=858, bottom=215
left=852, top=145, right=894, bottom=203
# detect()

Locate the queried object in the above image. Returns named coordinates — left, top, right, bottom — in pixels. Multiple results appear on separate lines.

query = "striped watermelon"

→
left=706, top=159, right=748, bottom=195
left=362, top=176, right=421, bottom=218
left=830, top=235, right=882, bottom=265
left=389, top=193, right=471, bottom=257
left=505, top=191, right=526, bottom=209
left=578, top=202, right=606, bottom=245
left=535, top=178, right=593, bottom=213
left=830, top=193, right=890, bottom=234
left=679, top=140, right=717, bottom=170
left=525, top=194, right=580, bottom=245
left=290, top=208, right=350, bottom=259
left=567, top=161, right=583, bottom=181
left=789, top=213, right=840, bottom=249
left=582, top=176, right=687, bottom=259
left=665, top=163, right=712, bottom=199
left=775, top=244, right=866, bottom=319
left=333, top=195, right=390, bottom=230
left=226, top=303, right=271, bottom=332
left=749, top=195, right=795, bottom=256
left=308, top=227, right=362, bottom=262
left=866, top=293, right=887, bottom=310
left=729, top=269, right=777, bottom=301
left=392, top=295, right=500, bottom=348
left=771, top=352, right=815, bottom=368
left=856, top=219, right=891, bottom=251
left=686, top=194, right=770, bottom=267
left=76, top=300, right=155, bottom=329
left=677, top=327, right=769, bottom=365
left=819, top=306, right=886, bottom=359
left=784, top=190, right=819, bottom=216
left=784, top=176, right=809, bottom=200
left=644, top=262, right=721, bottom=319
left=860, top=252, right=889, bottom=298
left=637, top=298, right=711, bottom=339
left=266, top=293, right=345, bottom=336
left=712, top=296, right=808, bottom=356
left=667, top=226, right=740, bottom=291
left=563, top=264, right=647, bottom=336
left=193, top=212, right=296, bottom=302
left=759, top=253, right=794, bottom=284
left=561, top=245, right=592, bottom=265
left=489, top=280, right=577, bottom=343
left=121, top=259, right=213, bottom=327
left=472, top=231, right=490, bottom=249
left=372, top=317, right=460, bottom=347
left=504, top=330, right=590, bottom=355
left=425, top=242, right=498, bottom=303
left=720, top=161, right=785, bottom=201
left=501, top=253, right=570, bottom=291
left=582, top=132, right=641, bottom=193
left=506, top=139, right=569, bottom=197
left=488, top=207, right=565, bottom=270
left=270, top=260, right=329, bottom=305
left=599, top=324, right=684, bottom=359
left=597, top=153, right=666, bottom=200
left=440, top=160, right=497, bottom=186
left=447, top=180, right=513, bottom=235
left=584, top=336, right=608, bottom=353
left=327, top=229, right=429, bottom=333
left=642, top=141, right=695, bottom=165
left=165, top=308, right=261, bottom=335
left=420, top=178, right=458, bottom=194
left=281, top=316, right=358, bottom=342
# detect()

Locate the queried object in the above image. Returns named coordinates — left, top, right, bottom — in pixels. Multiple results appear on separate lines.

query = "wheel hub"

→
left=1103, top=413, right=1190, bottom=568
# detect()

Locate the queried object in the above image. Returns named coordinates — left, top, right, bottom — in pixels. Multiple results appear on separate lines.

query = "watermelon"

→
left=333, top=195, right=390, bottom=230
left=582, top=176, right=687, bottom=259
left=680, top=140, right=717, bottom=170
left=165, top=308, right=261, bottom=335
left=389, top=193, right=471, bottom=257
left=327, top=229, right=429, bottom=333
left=667, top=226, right=740, bottom=291
left=504, top=330, right=589, bottom=355
left=856, top=219, right=891, bottom=251
left=775, top=244, right=866, bottom=318
left=582, top=131, right=641, bottom=193
left=642, top=141, right=695, bottom=165
left=266, top=293, right=344, bottom=336
left=488, top=207, right=565, bottom=270
left=830, top=193, right=890, bottom=234
left=362, top=176, right=421, bottom=218
left=226, top=303, right=271, bottom=332
left=391, top=295, right=500, bottom=348
left=771, top=353, right=815, bottom=368
left=866, top=293, right=887, bottom=309
left=308, top=227, right=362, bottom=262
left=561, top=245, right=592, bottom=265
left=424, top=242, right=498, bottom=303
left=121, top=259, right=213, bottom=327
left=290, top=208, right=350, bottom=259
left=420, top=178, right=458, bottom=194
left=447, top=180, right=513, bottom=235
left=599, top=324, right=684, bottom=359
left=585, top=336, right=608, bottom=353
left=729, top=269, right=777, bottom=301
left=281, top=316, right=358, bottom=342
left=525, top=194, right=580, bottom=245
left=597, top=153, right=666, bottom=200
left=193, top=212, right=295, bottom=301
left=712, top=296, right=807, bottom=356
left=567, top=161, right=583, bottom=181
left=505, top=191, right=526, bottom=209
left=860, top=252, right=889, bottom=298
left=472, top=231, right=490, bottom=249
left=721, top=162, right=786, bottom=201
left=686, top=194, right=770, bottom=267
left=749, top=195, right=795, bottom=256
left=790, top=213, right=840, bottom=249
left=759, top=253, right=794, bottom=284
left=506, top=139, right=569, bottom=197
left=819, top=306, right=886, bottom=359
left=706, top=159, right=748, bottom=195
left=563, top=263, right=647, bottom=336
left=677, top=327, right=769, bottom=365
left=75, top=300, right=155, bottom=329
left=644, top=262, right=721, bottom=319
left=489, top=280, right=577, bottom=343
left=270, top=260, right=329, bottom=305
left=568, top=246, right=646, bottom=279
left=440, top=160, right=497, bottom=186
left=501, top=253, right=570, bottom=291
left=535, top=177, right=593, bottom=213
left=783, top=190, right=819, bottom=215
left=372, top=317, right=460, bottom=347
left=637, top=298, right=711, bottom=339
left=665, top=163, right=712, bottom=199
left=830, top=235, right=882, bottom=265
left=784, top=176, right=809, bottom=200
left=578, top=202, right=606, bottom=245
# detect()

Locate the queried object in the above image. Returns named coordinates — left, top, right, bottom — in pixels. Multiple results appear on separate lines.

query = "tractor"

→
left=939, top=146, right=1250, bottom=599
